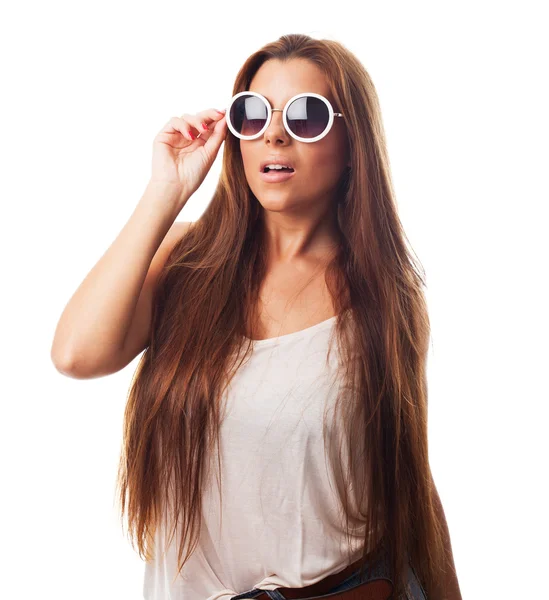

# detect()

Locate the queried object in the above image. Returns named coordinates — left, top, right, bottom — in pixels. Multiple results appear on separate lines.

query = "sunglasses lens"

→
left=229, top=94, right=331, bottom=139
left=229, top=94, right=268, bottom=137
left=287, top=96, right=330, bottom=139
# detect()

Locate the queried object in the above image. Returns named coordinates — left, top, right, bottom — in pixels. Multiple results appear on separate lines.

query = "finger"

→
left=181, top=109, right=226, bottom=137
left=161, top=116, right=196, bottom=141
left=202, top=114, right=227, bottom=150
left=197, top=108, right=227, bottom=125
left=179, top=112, right=210, bottom=138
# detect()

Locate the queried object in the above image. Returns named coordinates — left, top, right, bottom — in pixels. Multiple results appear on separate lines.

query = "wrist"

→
left=143, top=179, right=189, bottom=211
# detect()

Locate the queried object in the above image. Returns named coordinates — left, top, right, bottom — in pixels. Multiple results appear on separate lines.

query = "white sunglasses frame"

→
left=225, top=91, right=344, bottom=143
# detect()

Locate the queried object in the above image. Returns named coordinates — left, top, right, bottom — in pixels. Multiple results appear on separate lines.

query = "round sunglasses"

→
left=225, top=91, right=345, bottom=143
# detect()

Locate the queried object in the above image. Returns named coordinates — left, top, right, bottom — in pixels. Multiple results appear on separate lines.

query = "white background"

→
left=2, top=1, right=547, bottom=598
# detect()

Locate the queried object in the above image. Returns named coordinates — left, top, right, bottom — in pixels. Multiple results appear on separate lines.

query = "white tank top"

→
left=143, top=315, right=367, bottom=600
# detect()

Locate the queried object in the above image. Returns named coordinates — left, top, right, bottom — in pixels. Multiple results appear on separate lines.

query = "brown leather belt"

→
left=251, top=555, right=393, bottom=600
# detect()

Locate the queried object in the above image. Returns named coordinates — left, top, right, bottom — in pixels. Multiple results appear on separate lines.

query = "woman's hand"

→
left=150, top=108, right=227, bottom=203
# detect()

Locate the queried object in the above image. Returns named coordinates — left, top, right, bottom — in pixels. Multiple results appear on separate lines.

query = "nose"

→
left=263, top=108, right=289, bottom=144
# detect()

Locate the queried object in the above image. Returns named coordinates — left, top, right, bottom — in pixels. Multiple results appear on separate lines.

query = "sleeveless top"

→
left=143, top=315, right=368, bottom=600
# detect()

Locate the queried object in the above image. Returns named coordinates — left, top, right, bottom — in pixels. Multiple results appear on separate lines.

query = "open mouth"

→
left=259, top=167, right=296, bottom=183
left=262, top=166, right=295, bottom=173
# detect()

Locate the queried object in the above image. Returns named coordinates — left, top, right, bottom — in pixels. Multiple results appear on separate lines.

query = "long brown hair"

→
left=116, top=33, right=447, bottom=599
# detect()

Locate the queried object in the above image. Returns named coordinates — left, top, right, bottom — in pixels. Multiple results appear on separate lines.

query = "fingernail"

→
left=215, top=108, right=226, bottom=114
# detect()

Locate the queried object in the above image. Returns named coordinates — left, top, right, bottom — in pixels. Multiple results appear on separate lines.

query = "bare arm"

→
left=51, top=181, right=186, bottom=377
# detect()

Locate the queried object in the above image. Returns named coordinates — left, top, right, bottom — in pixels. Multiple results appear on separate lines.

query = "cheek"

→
left=306, top=149, right=345, bottom=180
left=240, top=145, right=258, bottom=176
left=240, top=150, right=253, bottom=177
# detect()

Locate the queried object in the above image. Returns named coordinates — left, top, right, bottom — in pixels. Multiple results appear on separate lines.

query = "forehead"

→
left=248, top=58, right=334, bottom=106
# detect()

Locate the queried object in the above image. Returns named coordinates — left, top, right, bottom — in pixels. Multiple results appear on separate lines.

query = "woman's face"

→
left=240, top=59, right=350, bottom=215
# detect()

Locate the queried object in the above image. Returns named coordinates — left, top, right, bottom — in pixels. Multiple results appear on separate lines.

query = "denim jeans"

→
left=229, top=552, right=427, bottom=600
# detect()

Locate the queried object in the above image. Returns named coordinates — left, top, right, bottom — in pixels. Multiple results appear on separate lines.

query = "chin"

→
left=255, top=195, right=296, bottom=212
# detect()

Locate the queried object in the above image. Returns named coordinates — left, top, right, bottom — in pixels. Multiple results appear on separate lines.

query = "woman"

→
left=52, top=34, right=461, bottom=600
